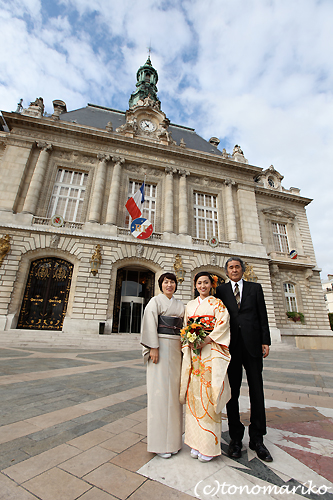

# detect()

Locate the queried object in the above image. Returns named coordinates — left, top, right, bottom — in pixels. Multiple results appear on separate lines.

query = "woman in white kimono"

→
left=180, top=272, right=231, bottom=462
left=141, top=272, right=185, bottom=458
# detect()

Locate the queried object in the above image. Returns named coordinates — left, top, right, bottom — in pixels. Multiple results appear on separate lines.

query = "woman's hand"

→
left=149, top=347, right=159, bottom=363
left=190, top=336, right=212, bottom=350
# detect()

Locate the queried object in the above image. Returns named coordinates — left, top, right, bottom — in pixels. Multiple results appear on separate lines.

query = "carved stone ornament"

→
left=243, top=263, right=258, bottom=282
left=165, top=166, right=177, bottom=176
left=37, top=142, right=53, bottom=153
left=224, top=178, right=236, bottom=187
left=0, top=234, right=10, bottom=267
left=210, top=253, right=217, bottom=265
left=50, top=234, right=60, bottom=248
left=179, top=138, right=186, bottom=148
left=254, top=165, right=285, bottom=191
left=269, top=264, right=280, bottom=290
left=173, top=254, right=185, bottom=283
left=304, top=269, right=313, bottom=289
left=106, top=121, right=113, bottom=132
left=112, top=156, right=125, bottom=166
left=157, top=118, right=176, bottom=145
left=262, top=207, right=296, bottom=220
left=21, top=97, right=44, bottom=118
left=232, top=144, right=248, bottom=164
left=136, top=244, right=144, bottom=257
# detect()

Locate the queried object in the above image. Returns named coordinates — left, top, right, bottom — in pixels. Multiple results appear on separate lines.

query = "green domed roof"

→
left=129, top=56, right=160, bottom=108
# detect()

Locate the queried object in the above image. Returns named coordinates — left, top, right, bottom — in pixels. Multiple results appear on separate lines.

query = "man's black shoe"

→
left=227, top=439, right=242, bottom=459
left=249, top=441, right=273, bottom=462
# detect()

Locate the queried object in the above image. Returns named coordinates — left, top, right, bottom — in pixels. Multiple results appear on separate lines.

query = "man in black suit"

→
left=216, top=256, right=273, bottom=462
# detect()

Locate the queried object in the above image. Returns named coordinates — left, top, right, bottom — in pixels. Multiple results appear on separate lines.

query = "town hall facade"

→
left=0, top=57, right=331, bottom=348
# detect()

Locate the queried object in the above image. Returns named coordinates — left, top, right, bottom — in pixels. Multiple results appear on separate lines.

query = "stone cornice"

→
left=268, top=257, right=315, bottom=270
left=255, top=185, right=312, bottom=206
left=0, top=220, right=271, bottom=262
left=2, top=111, right=263, bottom=176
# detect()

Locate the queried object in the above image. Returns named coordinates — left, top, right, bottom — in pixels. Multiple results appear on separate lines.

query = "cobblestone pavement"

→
left=0, top=339, right=332, bottom=499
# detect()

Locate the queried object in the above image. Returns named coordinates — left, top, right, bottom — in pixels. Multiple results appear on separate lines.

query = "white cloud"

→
left=0, top=0, right=332, bottom=277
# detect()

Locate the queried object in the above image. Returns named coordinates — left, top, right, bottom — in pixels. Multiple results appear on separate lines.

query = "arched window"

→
left=283, top=283, right=298, bottom=312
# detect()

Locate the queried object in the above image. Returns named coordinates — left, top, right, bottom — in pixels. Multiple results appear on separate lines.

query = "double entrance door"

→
left=119, top=296, right=144, bottom=334
left=112, top=268, right=154, bottom=334
left=17, top=257, right=73, bottom=330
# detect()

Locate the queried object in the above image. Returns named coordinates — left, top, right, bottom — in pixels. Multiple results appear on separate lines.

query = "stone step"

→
left=0, top=330, right=141, bottom=350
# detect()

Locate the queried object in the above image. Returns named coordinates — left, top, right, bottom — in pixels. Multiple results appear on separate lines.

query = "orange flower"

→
left=211, top=275, right=218, bottom=289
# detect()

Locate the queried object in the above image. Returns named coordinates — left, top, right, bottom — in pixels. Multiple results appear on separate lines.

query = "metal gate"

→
left=17, top=257, right=73, bottom=330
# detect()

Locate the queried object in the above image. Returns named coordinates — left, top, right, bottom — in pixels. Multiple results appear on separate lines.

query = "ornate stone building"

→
left=0, top=57, right=331, bottom=347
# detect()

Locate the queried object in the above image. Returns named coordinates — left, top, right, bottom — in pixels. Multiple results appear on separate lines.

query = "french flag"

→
left=125, top=183, right=145, bottom=219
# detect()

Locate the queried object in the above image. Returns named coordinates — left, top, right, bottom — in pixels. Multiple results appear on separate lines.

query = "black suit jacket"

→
left=216, top=280, right=271, bottom=358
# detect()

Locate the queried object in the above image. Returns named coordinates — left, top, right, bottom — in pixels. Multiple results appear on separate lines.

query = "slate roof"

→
left=59, top=104, right=223, bottom=156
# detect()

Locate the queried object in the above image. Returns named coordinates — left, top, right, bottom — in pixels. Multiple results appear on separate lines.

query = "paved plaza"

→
left=0, top=336, right=332, bottom=499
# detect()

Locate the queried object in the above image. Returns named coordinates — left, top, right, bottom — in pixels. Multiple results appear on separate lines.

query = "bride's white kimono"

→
left=180, top=296, right=231, bottom=456
left=141, top=293, right=185, bottom=454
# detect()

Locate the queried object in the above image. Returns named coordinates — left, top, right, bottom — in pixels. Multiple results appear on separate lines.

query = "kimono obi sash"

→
left=157, top=315, right=183, bottom=335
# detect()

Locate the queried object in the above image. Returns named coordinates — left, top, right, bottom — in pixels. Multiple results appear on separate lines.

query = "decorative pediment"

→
left=262, top=207, right=296, bottom=219
left=254, top=165, right=284, bottom=190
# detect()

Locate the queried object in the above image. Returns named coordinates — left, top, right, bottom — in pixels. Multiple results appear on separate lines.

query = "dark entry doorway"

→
left=17, top=257, right=73, bottom=330
left=112, top=268, right=155, bottom=333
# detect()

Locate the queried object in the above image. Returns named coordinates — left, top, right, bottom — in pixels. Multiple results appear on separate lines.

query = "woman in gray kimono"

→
left=141, top=272, right=185, bottom=458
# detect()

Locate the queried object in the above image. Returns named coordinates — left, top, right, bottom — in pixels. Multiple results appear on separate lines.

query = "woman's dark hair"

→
left=194, top=271, right=213, bottom=285
left=158, top=272, right=178, bottom=292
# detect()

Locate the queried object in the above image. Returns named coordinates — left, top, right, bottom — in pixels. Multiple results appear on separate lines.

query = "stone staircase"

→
left=0, top=329, right=141, bottom=350
left=0, top=330, right=292, bottom=351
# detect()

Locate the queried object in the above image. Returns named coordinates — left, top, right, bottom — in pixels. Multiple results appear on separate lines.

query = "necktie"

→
left=234, top=283, right=240, bottom=309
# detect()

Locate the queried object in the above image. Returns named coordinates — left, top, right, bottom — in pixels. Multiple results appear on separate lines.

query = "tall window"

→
left=125, top=181, right=156, bottom=227
left=193, top=192, right=218, bottom=239
left=284, top=283, right=298, bottom=312
left=272, top=223, right=289, bottom=252
left=47, top=169, right=88, bottom=222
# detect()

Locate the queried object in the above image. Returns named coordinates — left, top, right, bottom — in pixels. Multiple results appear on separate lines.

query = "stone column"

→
left=164, top=167, right=176, bottom=233
left=88, top=153, right=110, bottom=223
left=237, top=186, right=262, bottom=244
left=178, top=169, right=189, bottom=235
left=224, top=179, right=237, bottom=241
left=105, top=157, right=125, bottom=225
left=22, top=142, right=52, bottom=214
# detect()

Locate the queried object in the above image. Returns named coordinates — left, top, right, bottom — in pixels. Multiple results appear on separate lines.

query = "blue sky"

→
left=1, top=0, right=332, bottom=279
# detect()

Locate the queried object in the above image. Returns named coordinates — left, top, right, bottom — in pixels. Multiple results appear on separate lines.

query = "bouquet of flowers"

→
left=180, top=318, right=207, bottom=355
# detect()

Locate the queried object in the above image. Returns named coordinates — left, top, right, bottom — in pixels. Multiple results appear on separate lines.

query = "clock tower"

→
left=116, top=56, right=175, bottom=145
left=128, top=55, right=160, bottom=109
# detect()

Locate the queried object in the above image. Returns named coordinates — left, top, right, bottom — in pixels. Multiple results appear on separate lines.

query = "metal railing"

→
left=32, top=217, right=84, bottom=230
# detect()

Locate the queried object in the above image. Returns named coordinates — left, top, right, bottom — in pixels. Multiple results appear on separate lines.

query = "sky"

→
left=1, top=0, right=332, bottom=279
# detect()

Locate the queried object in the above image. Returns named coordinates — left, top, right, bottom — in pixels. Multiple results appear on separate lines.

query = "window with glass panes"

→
left=125, top=182, right=156, bottom=227
left=193, top=192, right=218, bottom=239
left=272, top=223, right=289, bottom=252
left=47, top=169, right=88, bottom=222
left=284, top=283, right=298, bottom=312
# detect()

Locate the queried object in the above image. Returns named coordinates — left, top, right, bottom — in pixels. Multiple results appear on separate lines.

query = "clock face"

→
left=139, top=119, right=156, bottom=132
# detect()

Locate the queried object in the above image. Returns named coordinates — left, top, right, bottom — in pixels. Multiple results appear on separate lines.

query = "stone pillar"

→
left=164, top=167, right=175, bottom=233
left=88, top=153, right=110, bottom=223
left=22, top=142, right=52, bottom=214
left=237, top=186, right=262, bottom=244
left=224, top=179, right=237, bottom=241
left=179, top=169, right=189, bottom=235
left=105, top=157, right=125, bottom=225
